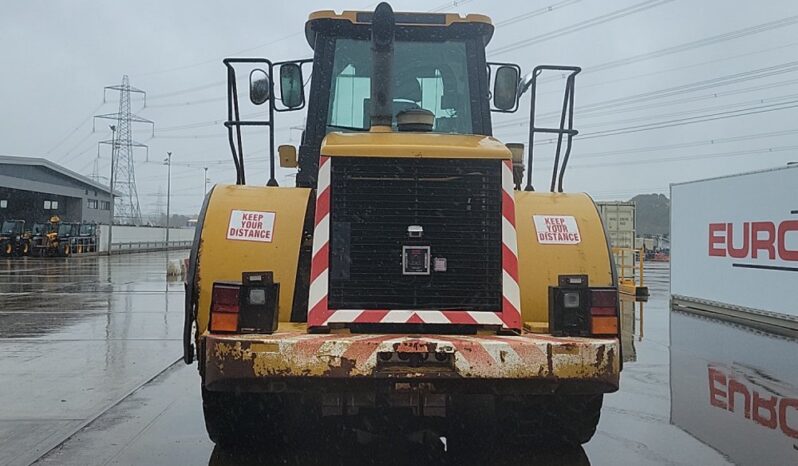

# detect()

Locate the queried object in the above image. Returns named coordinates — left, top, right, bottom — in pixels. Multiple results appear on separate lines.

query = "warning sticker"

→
left=227, top=210, right=275, bottom=242
left=533, top=215, right=581, bottom=244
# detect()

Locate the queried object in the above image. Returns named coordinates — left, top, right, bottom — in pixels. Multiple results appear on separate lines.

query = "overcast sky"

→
left=2, top=0, right=797, bottom=215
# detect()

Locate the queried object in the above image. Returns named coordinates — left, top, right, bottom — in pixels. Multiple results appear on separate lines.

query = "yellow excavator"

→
left=184, top=3, right=621, bottom=451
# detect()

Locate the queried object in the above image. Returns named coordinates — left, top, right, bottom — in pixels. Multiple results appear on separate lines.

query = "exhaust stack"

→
left=369, top=2, right=395, bottom=130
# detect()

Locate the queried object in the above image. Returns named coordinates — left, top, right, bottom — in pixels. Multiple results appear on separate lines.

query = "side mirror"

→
left=278, top=144, right=298, bottom=168
left=493, top=65, right=520, bottom=111
left=280, top=63, right=304, bottom=109
left=249, top=69, right=270, bottom=105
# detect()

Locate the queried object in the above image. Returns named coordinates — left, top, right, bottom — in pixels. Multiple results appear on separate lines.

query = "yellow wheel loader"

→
left=31, top=216, right=73, bottom=257
left=184, top=3, right=621, bottom=450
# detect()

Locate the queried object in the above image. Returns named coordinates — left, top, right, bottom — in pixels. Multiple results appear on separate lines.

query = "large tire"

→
left=498, top=394, right=603, bottom=447
left=21, top=241, right=30, bottom=256
left=446, top=395, right=498, bottom=459
left=61, top=243, right=71, bottom=257
left=201, top=388, right=287, bottom=448
left=3, top=243, right=11, bottom=257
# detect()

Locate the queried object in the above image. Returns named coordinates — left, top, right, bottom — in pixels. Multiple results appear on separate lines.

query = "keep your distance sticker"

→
left=227, top=210, right=276, bottom=242
left=533, top=215, right=581, bottom=244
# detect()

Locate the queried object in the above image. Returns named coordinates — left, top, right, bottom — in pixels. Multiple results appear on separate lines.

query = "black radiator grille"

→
left=328, top=157, right=502, bottom=311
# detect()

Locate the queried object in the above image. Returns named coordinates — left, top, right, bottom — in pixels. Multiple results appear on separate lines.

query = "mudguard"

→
left=514, top=192, right=615, bottom=324
left=184, top=184, right=311, bottom=363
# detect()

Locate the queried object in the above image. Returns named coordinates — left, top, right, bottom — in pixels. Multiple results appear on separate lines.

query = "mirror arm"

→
left=267, top=75, right=278, bottom=187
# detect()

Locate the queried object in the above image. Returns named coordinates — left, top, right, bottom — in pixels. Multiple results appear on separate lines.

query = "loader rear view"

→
left=184, top=2, right=621, bottom=451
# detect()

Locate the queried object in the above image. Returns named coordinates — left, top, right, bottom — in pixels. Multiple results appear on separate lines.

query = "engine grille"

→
left=328, top=157, right=502, bottom=311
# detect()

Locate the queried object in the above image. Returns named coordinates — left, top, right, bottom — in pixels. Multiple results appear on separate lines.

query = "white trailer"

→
left=670, top=165, right=798, bottom=332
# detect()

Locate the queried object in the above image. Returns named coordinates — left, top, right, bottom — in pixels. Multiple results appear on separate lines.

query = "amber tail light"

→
left=549, top=275, right=619, bottom=337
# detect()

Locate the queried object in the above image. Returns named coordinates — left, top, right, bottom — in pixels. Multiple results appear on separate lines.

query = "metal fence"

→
left=109, top=240, right=193, bottom=254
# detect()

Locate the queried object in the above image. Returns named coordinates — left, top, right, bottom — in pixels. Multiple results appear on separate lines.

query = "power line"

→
left=499, top=98, right=798, bottom=144
left=568, top=144, right=798, bottom=170
left=516, top=12, right=798, bottom=93
left=572, top=99, right=798, bottom=141
left=494, top=0, right=581, bottom=28
left=574, top=92, right=798, bottom=130
left=44, top=102, right=105, bottom=156
left=492, top=0, right=674, bottom=56
left=567, top=128, right=798, bottom=160
left=496, top=59, right=798, bottom=129
left=569, top=76, right=798, bottom=121
left=535, top=39, right=798, bottom=100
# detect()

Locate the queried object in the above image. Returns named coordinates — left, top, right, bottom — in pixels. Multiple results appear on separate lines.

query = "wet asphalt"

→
left=2, top=255, right=795, bottom=465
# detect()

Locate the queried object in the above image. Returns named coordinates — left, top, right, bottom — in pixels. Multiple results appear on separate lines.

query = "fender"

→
left=183, top=184, right=311, bottom=364
left=514, top=191, right=615, bottom=324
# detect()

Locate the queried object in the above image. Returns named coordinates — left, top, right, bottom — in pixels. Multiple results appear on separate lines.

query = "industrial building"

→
left=0, top=155, right=113, bottom=225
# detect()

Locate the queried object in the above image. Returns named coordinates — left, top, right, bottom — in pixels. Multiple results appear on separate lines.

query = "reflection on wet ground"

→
left=671, top=311, right=798, bottom=465
left=0, top=252, right=187, bottom=466
left=11, top=259, right=795, bottom=464
left=207, top=443, right=591, bottom=465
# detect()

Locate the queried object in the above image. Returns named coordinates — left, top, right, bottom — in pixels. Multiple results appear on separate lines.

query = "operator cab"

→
left=1, top=220, right=22, bottom=236
left=222, top=3, right=577, bottom=192
left=306, top=12, right=494, bottom=136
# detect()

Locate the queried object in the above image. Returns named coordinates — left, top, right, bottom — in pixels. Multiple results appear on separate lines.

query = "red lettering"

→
left=709, top=223, right=726, bottom=257
left=229, top=227, right=237, bottom=237
left=708, top=366, right=798, bottom=441
left=728, top=378, right=752, bottom=419
left=778, top=220, right=798, bottom=261
left=753, top=391, right=778, bottom=429
left=779, top=398, right=798, bottom=439
left=751, top=221, right=776, bottom=260
left=708, top=367, right=727, bottom=409
left=726, top=222, right=749, bottom=259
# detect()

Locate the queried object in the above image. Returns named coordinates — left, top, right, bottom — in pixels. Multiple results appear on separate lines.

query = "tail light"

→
left=589, top=288, right=619, bottom=336
left=209, top=272, right=280, bottom=334
left=549, top=275, right=619, bottom=337
left=210, top=283, right=241, bottom=332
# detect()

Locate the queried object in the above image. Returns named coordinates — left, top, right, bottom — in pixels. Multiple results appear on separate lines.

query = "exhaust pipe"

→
left=370, top=2, right=395, bottom=130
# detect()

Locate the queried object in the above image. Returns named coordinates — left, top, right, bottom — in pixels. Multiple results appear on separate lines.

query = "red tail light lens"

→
left=210, top=283, right=241, bottom=332
left=590, top=289, right=617, bottom=316
left=590, top=288, right=618, bottom=335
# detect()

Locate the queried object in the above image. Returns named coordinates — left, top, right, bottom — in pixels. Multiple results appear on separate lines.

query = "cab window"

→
left=328, top=38, right=473, bottom=134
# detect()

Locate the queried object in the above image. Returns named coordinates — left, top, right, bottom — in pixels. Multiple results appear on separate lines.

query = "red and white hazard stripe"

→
left=500, top=159, right=522, bottom=329
left=308, top=157, right=522, bottom=331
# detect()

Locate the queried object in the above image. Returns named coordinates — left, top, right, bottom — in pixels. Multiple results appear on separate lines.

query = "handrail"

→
left=611, top=247, right=645, bottom=287
left=109, top=240, right=193, bottom=253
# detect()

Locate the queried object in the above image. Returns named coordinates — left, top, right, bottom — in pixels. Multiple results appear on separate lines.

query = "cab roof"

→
left=305, top=9, right=494, bottom=49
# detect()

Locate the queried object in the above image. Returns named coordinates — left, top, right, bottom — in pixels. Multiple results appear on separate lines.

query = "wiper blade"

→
left=327, top=124, right=368, bottom=132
